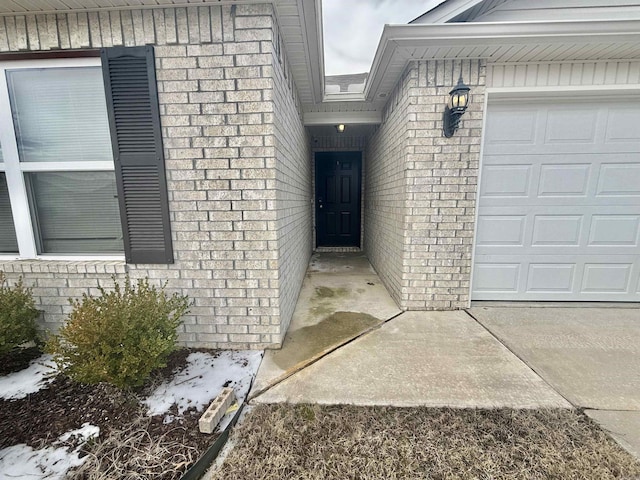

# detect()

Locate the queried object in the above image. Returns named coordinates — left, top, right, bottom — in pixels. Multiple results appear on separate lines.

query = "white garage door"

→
left=472, top=97, right=640, bottom=301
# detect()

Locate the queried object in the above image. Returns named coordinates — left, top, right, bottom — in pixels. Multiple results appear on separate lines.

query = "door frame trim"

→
left=313, top=151, right=363, bottom=249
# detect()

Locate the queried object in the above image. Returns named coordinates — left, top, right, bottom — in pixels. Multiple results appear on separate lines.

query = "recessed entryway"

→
left=315, top=152, right=362, bottom=248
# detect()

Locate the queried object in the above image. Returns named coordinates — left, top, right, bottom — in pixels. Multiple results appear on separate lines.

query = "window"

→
left=0, top=58, right=123, bottom=257
left=1, top=47, right=173, bottom=264
left=0, top=170, right=19, bottom=253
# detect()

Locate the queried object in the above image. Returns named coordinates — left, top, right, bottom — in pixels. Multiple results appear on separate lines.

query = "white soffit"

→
left=366, top=20, right=640, bottom=102
left=274, top=0, right=324, bottom=104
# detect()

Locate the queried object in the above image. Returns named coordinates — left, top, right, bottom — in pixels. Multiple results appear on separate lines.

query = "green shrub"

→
left=47, top=277, right=190, bottom=389
left=0, top=272, right=40, bottom=356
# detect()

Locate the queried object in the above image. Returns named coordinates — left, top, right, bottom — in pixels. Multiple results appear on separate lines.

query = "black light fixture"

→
left=335, top=124, right=346, bottom=133
left=443, top=75, right=471, bottom=137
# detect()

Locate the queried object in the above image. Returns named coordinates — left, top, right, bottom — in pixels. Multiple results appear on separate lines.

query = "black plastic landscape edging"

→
left=180, top=403, right=245, bottom=480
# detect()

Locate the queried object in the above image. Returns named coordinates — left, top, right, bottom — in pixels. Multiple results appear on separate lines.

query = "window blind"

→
left=28, top=172, right=123, bottom=254
left=7, top=67, right=113, bottom=164
left=0, top=173, right=19, bottom=253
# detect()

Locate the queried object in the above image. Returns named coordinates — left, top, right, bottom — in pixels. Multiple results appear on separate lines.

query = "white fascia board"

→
left=365, top=19, right=640, bottom=101
left=303, top=110, right=382, bottom=126
left=412, top=0, right=484, bottom=24
left=323, top=92, right=366, bottom=102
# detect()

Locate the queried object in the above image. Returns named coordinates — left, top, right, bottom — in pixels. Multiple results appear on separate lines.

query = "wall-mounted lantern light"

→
left=443, top=75, right=471, bottom=137
left=335, top=124, right=346, bottom=133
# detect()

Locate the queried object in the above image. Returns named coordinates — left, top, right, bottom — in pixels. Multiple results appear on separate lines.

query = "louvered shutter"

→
left=101, top=46, right=173, bottom=264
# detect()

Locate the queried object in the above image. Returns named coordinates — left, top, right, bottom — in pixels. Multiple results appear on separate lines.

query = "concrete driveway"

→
left=468, top=306, right=640, bottom=458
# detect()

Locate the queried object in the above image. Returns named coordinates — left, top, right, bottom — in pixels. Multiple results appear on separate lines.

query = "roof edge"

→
left=365, top=19, right=640, bottom=101
left=410, top=0, right=484, bottom=24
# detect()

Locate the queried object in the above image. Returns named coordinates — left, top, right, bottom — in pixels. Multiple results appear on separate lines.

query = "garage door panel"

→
left=605, top=107, right=640, bottom=143
left=544, top=107, right=599, bottom=144
left=589, top=215, right=640, bottom=246
left=485, top=108, right=538, bottom=146
left=480, top=164, right=532, bottom=197
left=478, top=209, right=638, bottom=255
left=532, top=215, right=583, bottom=246
left=473, top=263, right=521, bottom=293
left=596, top=163, right=640, bottom=196
left=473, top=256, right=639, bottom=301
left=527, top=264, right=576, bottom=293
left=485, top=142, right=640, bottom=155
left=473, top=99, right=640, bottom=301
left=582, top=264, right=633, bottom=293
left=476, top=216, right=526, bottom=246
left=538, top=164, right=591, bottom=197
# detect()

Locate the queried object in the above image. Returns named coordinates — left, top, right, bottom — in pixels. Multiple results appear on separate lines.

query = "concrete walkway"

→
left=251, top=252, right=401, bottom=396
left=253, top=310, right=570, bottom=408
left=249, top=253, right=640, bottom=458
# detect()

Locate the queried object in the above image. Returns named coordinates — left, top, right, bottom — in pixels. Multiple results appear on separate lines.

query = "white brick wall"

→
left=271, top=22, right=312, bottom=341
left=0, top=261, right=125, bottom=334
left=0, top=4, right=308, bottom=349
left=364, top=68, right=412, bottom=307
left=404, top=60, right=485, bottom=310
left=365, top=60, right=486, bottom=311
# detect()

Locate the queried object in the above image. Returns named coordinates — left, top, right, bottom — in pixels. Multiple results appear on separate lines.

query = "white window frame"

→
left=0, top=57, right=125, bottom=261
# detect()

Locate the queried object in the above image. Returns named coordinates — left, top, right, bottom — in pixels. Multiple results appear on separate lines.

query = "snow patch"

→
left=143, top=350, right=262, bottom=422
left=0, top=423, right=99, bottom=480
left=57, top=423, right=100, bottom=445
left=0, top=354, right=57, bottom=400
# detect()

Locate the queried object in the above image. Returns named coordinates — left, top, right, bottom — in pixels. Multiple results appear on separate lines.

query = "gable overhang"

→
left=365, top=20, right=640, bottom=102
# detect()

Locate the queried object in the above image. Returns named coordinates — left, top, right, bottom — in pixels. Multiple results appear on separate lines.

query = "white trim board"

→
left=365, top=20, right=640, bottom=102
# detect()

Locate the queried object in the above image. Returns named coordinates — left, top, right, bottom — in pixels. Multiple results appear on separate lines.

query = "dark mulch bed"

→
left=0, top=346, right=42, bottom=376
left=0, top=348, right=221, bottom=480
left=212, top=404, right=640, bottom=480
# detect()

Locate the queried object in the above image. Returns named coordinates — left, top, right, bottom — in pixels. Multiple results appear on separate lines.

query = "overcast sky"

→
left=322, top=0, right=442, bottom=76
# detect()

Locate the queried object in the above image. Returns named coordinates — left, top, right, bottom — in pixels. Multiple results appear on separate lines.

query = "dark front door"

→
left=315, top=152, right=361, bottom=247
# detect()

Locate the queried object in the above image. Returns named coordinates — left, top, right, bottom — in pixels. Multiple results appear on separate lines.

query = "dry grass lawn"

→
left=211, top=405, right=640, bottom=480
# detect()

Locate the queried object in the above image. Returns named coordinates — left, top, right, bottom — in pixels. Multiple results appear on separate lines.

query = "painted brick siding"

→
left=271, top=23, right=312, bottom=340
left=403, top=60, right=486, bottom=310
left=0, top=5, right=298, bottom=349
left=364, top=68, right=412, bottom=308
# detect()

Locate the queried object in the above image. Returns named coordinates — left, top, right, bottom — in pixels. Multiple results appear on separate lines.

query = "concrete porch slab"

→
left=307, top=251, right=375, bottom=275
left=253, top=311, right=570, bottom=408
left=251, top=253, right=401, bottom=396
left=586, top=410, right=640, bottom=459
left=468, top=307, right=640, bottom=410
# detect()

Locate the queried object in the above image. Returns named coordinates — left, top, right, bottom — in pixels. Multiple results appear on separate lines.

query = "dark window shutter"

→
left=101, top=45, right=173, bottom=264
